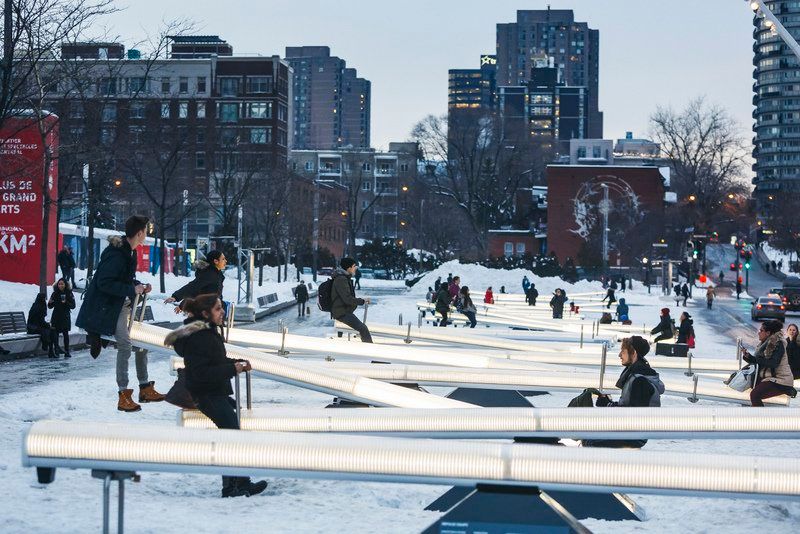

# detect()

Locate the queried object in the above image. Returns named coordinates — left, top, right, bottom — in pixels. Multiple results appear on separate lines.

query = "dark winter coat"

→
left=166, top=319, right=238, bottom=397
left=786, top=337, right=800, bottom=380
left=295, top=283, right=309, bottom=303
left=549, top=293, right=567, bottom=312
left=681, top=284, right=690, bottom=298
left=677, top=317, right=694, bottom=344
left=171, top=260, right=225, bottom=303
left=48, top=284, right=75, bottom=332
left=26, top=296, right=49, bottom=332
left=650, top=315, right=674, bottom=337
left=607, top=358, right=665, bottom=408
left=57, top=249, right=75, bottom=272
left=603, top=288, right=616, bottom=303
left=76, top=236, right=140, bottom=336
left=616, top=299, right=629, bottom=320
left=435, top=287, right=451, bottom=313
left=330, top=268, right=364, bottom=319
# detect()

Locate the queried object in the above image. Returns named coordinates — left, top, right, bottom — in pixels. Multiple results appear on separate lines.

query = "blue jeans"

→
left=463, top=311, right=477, bottom=328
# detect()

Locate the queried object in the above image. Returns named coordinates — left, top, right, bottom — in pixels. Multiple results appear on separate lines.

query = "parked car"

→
left=373, top=269, right=389, bottom=279
left=358, top=268, right=375, bottom=279
left=301, top=267, right=313, bottom=276
left=751, top=296, right=786, bottom=321
left=317, top=266, right=334, bottom=277
left=782, top=277, right=800, bottom=312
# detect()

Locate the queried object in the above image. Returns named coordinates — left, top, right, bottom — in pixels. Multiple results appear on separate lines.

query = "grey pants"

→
left=115, top=302, right=149, bottom=390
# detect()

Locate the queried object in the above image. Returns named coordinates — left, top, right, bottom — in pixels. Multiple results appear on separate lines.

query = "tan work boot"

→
left=138, top=381, right=166, bottom=403
left=118, top=389, right=142, bottom=412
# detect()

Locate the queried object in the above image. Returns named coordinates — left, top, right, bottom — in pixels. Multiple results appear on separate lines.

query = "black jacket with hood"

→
left=677, top=316, right=694, bottom=344
left=48, top=282, right=76, bottom=332
left=166, top=319, right=238, bottom=397
left=171, top=259, right=225, bottom=303
left=330, top=267, right=364, bottom=319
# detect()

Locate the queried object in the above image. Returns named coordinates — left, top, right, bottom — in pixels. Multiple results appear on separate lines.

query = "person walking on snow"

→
left=75, top=215, right=166, bottom=412
left=526, top=284, right=539, bottom=306
left=484, top=287, right=494, bottom=304
left=435, top=283, right=451, bottom=327
left=550, top=289, right=567, bottom=319
left=603, top=286, right=617, bottom=309
left=295, top=280, right=309, bottom=317
left=681, top=283, right=690, bottom=306
left=706, top=286, right=716, bottom=310
left=330, top=258, right=372, bottom=342
left=522, top=275, right=531, bottom=294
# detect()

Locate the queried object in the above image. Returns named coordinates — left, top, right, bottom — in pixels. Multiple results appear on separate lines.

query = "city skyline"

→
left=102, top=1, right=753, bottom=152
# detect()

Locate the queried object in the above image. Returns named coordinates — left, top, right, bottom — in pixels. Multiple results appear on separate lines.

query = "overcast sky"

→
left=102, top=0, right=756, bottom=151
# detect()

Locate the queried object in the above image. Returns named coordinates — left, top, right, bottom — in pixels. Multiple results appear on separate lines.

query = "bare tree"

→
left=767, top=194, right=800, bottom=267
left=411, top=112, right=550, bottom=254
left=650, top=97, right=750, bottom=232
left=340, top=152, right=384, bottom=257
left=206, top=148, right=260, bottom=237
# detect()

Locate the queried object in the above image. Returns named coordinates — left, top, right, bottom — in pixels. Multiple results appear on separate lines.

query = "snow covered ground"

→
left=1, top=262, right=799, bottom=532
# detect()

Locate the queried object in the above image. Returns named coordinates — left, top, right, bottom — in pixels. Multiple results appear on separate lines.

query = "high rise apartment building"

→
left=285, top=46, right=371, bottom=150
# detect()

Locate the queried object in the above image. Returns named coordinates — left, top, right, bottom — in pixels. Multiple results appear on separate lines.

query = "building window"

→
left=160, top=102, right=170, bottom=119
left=100, top=127, right=115, bottom=146
left=69, top=103, right=84, bottom=119
left=219, top=128, right=238, bottom=146
left=305, top=161, right=313, bottom=171
left=127, top=77, right=147, bottom=93
left=250, top=127, right=270, bottom=144
left=97, top=77, right=117, bottom=96
left=278, top=129, right=287, bottom=146
left=218, top=102, right=239, bottom=122
left=592, top=145, right=602, bottom=158
left=197, top=102, right=206, bottom=118
left=516, top=242, right=526, bottom=255
left=362, top=162, right=371, bottom=171
left=361, top=200, right=369, bottom=209
left=101, top=104, right=116, bottom=122
left=178, top=102, right=188, bottom=119
left=577, top=147, right=587, bottom=158
left=247, top=101, right=271, bottom=119
left=129, top=102, right=146, bottom=119
left=219, top=77, right=239, bottom=97
left=161, top=77, right=170, bottom=94
left=362, top=181, right=372, bottom=191
left=504, top=242, right=513, bottom=257
left=196, top=152, right=205, bottom=169
left=399, top=163, right=409, bottom=172
left=196, top=129, right=205, bottom=144
left=129, top=126, right=144, bottom=144
left=247, top=76, right=272, bottom=93
left=278, top=103, right=287, bottom=122
left=179, top=77, right=188, bottom=94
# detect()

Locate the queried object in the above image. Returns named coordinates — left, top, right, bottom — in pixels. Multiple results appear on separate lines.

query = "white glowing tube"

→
left=130, top=323, right=469, bottom=409
left=168, top=358, right=786, bottom=406
left=179, top=406, right=800, bottom=439
left=340, top=322, right=604, bottom=355
left=225, top=326, right=569, bottom=372
left=23, top=420, right=800, bottom=499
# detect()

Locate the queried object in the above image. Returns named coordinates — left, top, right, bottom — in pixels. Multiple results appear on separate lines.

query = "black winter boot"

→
left=221, top=476, right=249, bottom=498
left=240, top=477, right=268, bottom=497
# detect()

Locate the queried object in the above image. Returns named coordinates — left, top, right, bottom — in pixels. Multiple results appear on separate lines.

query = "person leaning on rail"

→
left=582, top=336, right=665, bottom=449
left=165, top=294, right=268, bottom=498
left=741, top=319, right=798, bottom=407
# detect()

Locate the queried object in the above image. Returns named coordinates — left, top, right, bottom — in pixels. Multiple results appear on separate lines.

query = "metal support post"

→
left=580, top=324, right=584, bottom=348
left=599, top=342, right=608, bottom=392
left=127, top=293, right=140, bottom=332
left=234, top=373, right=241, bottom=425
left=245, top=370, right=252, bottom=410
left=591, top=320, right=596, bottom=339
left=225, top=302, right=235, bottom=342
left=418, top=311, right=423, bottom=328
left=688, top=374, right=699, bottom=403
left=736, top=338, right=743, bottom=369
left=137, top=293, right=148, bottom=322
left=685, top=351, right=694, bottom=377
left=362, top=301, right=369, bottom=324
left=399, top=313, right=403, bottom=326
left=102, top=473, right=111, bottom=534
left=118, top=478, right=125, bottom=534
left=404, top=323, right=412, bottom=344
left=278, top=327, right=288, bottom=356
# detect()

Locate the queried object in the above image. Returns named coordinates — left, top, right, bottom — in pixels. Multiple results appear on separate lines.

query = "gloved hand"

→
left=595, top=394, right=612, bottom=407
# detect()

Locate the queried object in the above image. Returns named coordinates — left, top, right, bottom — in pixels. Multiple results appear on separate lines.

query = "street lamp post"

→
left=600, top=184, right=610, bottom=273
left=181, top=189, right=188, bottom=276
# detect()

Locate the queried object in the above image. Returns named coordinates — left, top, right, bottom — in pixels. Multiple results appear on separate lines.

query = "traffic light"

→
left=745, top=261, right=751, bottom=270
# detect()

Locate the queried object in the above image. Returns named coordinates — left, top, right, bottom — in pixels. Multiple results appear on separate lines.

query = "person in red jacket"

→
left=484, top=287, right=494, bottom=304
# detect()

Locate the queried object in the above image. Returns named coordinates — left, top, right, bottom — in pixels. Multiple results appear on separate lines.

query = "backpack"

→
left=317, top=278, right=334, bottom=312
left=568, top=388, right=601, bottom=407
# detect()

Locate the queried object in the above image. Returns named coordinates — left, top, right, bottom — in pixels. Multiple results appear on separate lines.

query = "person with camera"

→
left=165, top=294, right=268, bottom=498
left=48, top=278, right=76, bottom=358
left=742, top=320, right=797, bottom=406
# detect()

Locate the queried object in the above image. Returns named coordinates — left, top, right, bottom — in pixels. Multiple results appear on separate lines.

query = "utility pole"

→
left=181, top=189, right=188, bottom=275
left=312, top=179, right=320, bottom=283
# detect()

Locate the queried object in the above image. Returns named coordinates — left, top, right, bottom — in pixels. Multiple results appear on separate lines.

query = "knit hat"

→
left=660, top=307, right=670, bottom=315
left=629, top=335, right=650, bottom=358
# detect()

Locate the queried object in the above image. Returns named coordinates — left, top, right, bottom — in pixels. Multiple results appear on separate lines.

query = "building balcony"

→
left=319, top=168, right=342, bottom=176
left=378, top=187, right=398, bottom=196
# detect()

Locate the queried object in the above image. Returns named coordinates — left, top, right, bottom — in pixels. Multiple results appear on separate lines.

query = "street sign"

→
left=692, top=234, right=707, bottom=239
left=653, top=243, right=669, bottom=248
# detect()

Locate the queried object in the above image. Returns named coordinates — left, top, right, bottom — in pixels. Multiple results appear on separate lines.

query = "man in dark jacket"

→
left=331, top=257, right=372, bottom=342
left=76, top=215, right=165, bottom=412
left=650, top=308, right=674, bottom=343
left=525, top=284, right=538, bottom=306
left=584, top=336, right=665, bottom=448
left=434, top=282, right=451, bottom=327
left=165, top=251, right=227, bottom=311
left=57, top=246, right=76, bottom=287
left=549, top=289, right=567, bottom=319
left=295, top=280, right=309, bottom=317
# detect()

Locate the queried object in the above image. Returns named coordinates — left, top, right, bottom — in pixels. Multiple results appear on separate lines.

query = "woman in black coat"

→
left=676, top=312, right=694, bottom=345
left=27, top=293, right=58, bottom=358
left=165, top=251, right=227, bottom=312
left=48, top=278, right=76, bottom=358
left=165, top=294, right=267, bottom=499
left=787, top=323, right=800, bottom=379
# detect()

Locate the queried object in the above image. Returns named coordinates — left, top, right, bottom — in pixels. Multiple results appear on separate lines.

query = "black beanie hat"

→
left=629, top=335, right=650, bottom=358
left=340, top=257, right=357, bottom=270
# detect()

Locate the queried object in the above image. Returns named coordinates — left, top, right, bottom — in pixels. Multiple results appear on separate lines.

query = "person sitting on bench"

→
left=742, top=320, right=798, bottom=407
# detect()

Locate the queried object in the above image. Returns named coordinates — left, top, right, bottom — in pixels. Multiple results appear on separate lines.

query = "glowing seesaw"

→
left=23, top=420, right=800, bottom=500
left=169, top=358, right=786, bottom=405
left=129, top=322, right=468, bottom=409
left=335, top=321, right=605, bottom=354
left=180, top=406, right=800, bottom=439
left=224, top=326, right=582, bottom=372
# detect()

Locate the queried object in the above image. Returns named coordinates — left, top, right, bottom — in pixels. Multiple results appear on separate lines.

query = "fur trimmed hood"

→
left=107, top=235, right=126, bottom=247
left=193, top=259, right=210, bottom=270
left=164, top=320, right=212, bottom=347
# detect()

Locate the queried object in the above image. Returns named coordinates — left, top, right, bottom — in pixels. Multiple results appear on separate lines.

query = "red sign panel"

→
left=0, top=116, right=59, bottom=285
